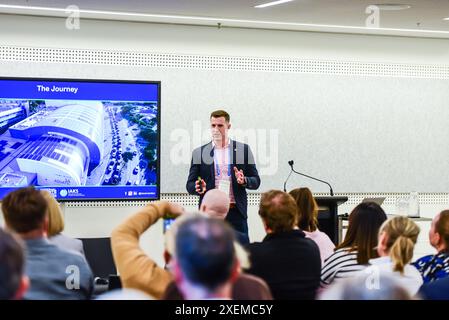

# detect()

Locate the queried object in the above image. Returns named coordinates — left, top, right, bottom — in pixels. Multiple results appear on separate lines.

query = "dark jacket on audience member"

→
left=234, top=229, right=250, bottom=245
left=245, top=229, right=321, bottom=300
left=24, top=238, right=94, bottom=300
left=418, top=276, right=449, bottom=300
left=162, top=273, right=273, bottom=300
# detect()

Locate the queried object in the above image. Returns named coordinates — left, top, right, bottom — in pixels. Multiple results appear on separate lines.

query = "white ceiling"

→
left=2, top=0, right=449, bottom=36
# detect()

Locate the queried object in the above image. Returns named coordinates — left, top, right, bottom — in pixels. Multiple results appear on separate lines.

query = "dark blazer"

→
left=186, top=139, right=260, bottom=218
left=234, top=229, right=250, bottom=245
left=245, top=230, right=321, bottom=300
left=418, top=276, right=449, bottom=300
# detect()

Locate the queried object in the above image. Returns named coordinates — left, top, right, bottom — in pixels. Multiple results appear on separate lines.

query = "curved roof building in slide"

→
left=9, top=101, right=105, bottom=186
left=15, top=134, right=89, bottom=186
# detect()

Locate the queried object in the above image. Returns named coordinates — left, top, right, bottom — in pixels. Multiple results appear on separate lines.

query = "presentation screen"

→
left=0, top=78, right=160, bottom=201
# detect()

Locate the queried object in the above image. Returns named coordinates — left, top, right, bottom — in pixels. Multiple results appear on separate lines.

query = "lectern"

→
left=315, top=196, right=348, bottom=245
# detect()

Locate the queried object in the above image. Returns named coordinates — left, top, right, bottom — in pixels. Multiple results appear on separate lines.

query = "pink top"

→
left=213, top=141, right=235, bottom=204
left=304, top=230, right=335, bottom=265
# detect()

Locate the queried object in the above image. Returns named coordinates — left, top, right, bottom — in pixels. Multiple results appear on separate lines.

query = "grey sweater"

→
left=24, top=238, right=93, bottom=300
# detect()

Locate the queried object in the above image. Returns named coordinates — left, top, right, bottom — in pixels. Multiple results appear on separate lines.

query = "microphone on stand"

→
left=283, top=162, right=293, bottom=192
left=283, top=160, right=334, bottom=196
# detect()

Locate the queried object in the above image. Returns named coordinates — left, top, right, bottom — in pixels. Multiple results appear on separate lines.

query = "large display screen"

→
left=0, top=78, right=160, bottom=200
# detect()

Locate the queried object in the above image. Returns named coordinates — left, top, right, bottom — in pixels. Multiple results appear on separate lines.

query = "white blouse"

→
left=364, top=256, right=423, bottom=296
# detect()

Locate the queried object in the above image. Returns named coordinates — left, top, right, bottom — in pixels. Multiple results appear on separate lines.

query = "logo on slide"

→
left=60, top=189, right=68, bottom=197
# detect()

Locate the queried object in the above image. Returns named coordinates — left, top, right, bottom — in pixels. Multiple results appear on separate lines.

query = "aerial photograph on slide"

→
left=0, top=99, right=158, bottom=189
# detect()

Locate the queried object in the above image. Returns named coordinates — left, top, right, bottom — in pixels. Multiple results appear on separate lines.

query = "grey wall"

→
left=2, top=62, right=448, bottom=193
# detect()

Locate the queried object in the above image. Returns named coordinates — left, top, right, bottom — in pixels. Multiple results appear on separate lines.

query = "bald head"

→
left=200, top=189, right=230, bottom=219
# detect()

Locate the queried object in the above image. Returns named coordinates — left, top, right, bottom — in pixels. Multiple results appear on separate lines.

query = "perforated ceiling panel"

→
left=1, top=45, right=449, bottom=79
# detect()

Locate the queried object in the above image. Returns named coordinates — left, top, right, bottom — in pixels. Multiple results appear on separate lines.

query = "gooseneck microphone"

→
left=283, top=163, right=293, bottom=192
left=283, top=160, right=334, bottom=196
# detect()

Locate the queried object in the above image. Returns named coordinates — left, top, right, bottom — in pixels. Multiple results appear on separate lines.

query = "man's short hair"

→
left=165, top=212, right=205, bottom=256
left=175, top=216, right=236, bottom=290
left=210, top=110, right=230, bottom=122
left=259, top=190, right=298, bottom=233
left=0, top=228, right=25, bottom=299
left=2, top=187, right=48, bottom=233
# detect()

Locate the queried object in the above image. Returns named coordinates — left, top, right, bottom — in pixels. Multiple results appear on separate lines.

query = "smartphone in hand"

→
left=163, top=217, right=176, bottom=233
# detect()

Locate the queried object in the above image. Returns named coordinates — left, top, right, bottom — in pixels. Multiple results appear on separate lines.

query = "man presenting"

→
left=186, top=110, right=260, bottom=238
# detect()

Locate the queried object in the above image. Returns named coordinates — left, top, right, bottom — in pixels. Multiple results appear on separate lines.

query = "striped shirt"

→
left=413, top=252, right=449, bottom=283
left=320, top=248, right=366, bottom=287
left=213, top=140, right=236, bottom=204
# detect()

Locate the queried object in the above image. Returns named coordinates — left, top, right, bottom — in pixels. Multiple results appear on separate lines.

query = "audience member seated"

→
left=111, top=201, right=180, bottom=298
left=289, top=187, right=335, bottom=264
left=0, top=227, right=29, bottom=300
left=200, top=189, right=249, bottom=245
left=418, top=276, right=449, bottom=300
left=164, top=209, right=272, bottom=300
left=245, top=190, right=321, bottom=300
left=41, top=190, right=85, bottom=257
left=321, top=202, right=387, bottom=288
left=96, top=288, right=154, bottom=300
left=364, top=216, right=422, bottom=296
left=172, top=216, right=239, bottom=299
left=413, top=210, right=449, bottom=283
left=2, top=187, right=93, bottom=300
left=111, top=201, right=272, bottom=299
left=319, top=272, right=412, bottom=300
left=163, top=272, right=272, bottom=300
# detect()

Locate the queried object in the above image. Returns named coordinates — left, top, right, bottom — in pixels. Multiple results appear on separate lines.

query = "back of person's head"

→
left=200, top=189, right=230, bottom=219
left=289, top=187, right=318, bottom=232
left=165, top=212, right=250, bottom=270
left=0, top=228, right=28, bottom=299
left=41, top=190, right=64, bottom=237
left=379, top=216, right=420, bottom=274
left=259, top=190, right=298, bottom=233
left=337, top=201, right=388, bottom=264
left=2, top=187, right=48, bottom=234
left=174, top=216, right=237, bottom=292
left=434, top=210, right=449, bottom=253
left=165, top=212, right=205, bottom=257
left=319, top=272, right=412, bottom=300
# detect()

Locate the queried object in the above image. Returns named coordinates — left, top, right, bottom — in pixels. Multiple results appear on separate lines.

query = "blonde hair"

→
left=380, top=216, right=420, bottom=274
left=41, top=190, right=65, bottom=237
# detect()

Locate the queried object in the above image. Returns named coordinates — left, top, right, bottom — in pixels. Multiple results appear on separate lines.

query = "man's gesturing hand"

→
left=234, top=166, right=246, bottom=185
left=195, top=178, right=206, bottom=195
